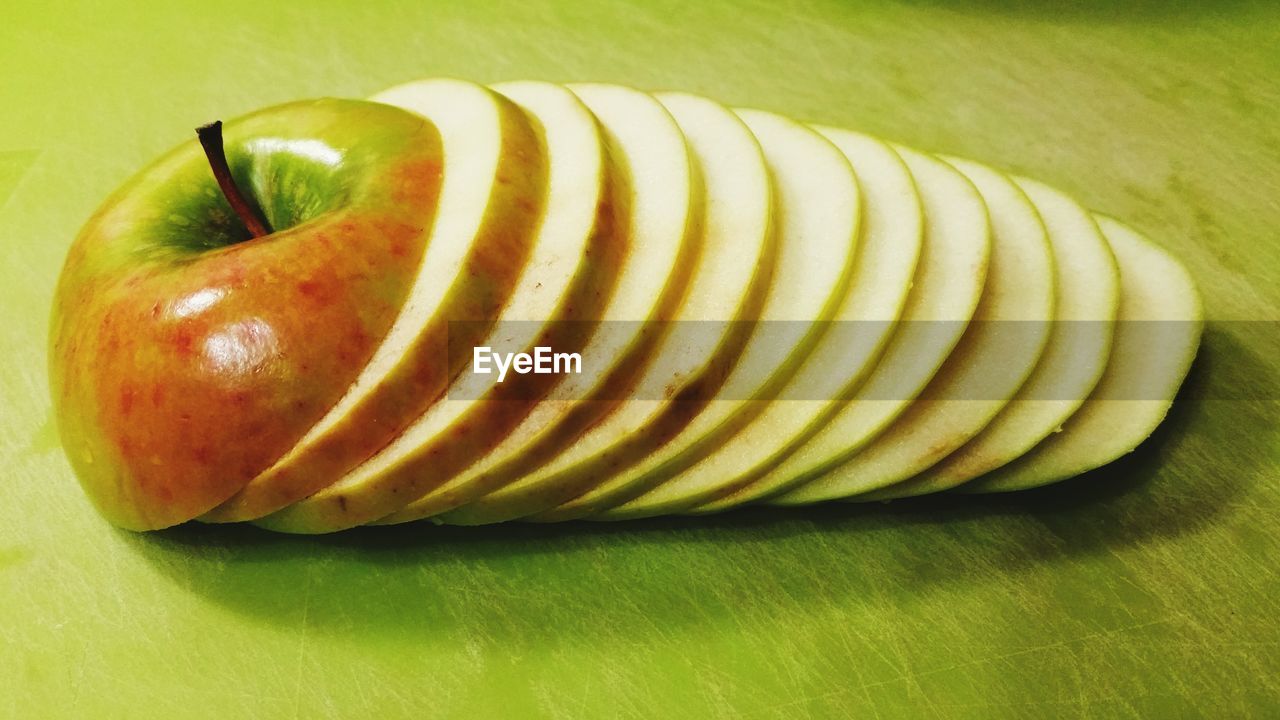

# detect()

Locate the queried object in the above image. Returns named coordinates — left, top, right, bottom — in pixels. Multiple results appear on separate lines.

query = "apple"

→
left=51, top=80, right=1203, bottom=532
left=376, top=89, right=777, bottom=527
left=256, top=82, right=709, bottom=532
left=49, top=98, right=446, bottom=530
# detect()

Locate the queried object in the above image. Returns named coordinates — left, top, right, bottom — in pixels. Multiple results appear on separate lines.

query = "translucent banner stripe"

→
left=440, top=321, right=1265, bottom=401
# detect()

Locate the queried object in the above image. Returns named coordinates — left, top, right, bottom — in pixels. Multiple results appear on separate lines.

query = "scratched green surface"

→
left=3, top=1, right=1279, bottom=717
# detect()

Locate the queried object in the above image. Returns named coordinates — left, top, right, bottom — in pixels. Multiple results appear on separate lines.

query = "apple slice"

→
left=895, top=178, right=1121, bottom=493
left=827, top=156, right=1056, bottom=502
left=963, top=216, right=1202, bottom=492
left=372, top=90, right=777, bottom=527
left=202, top=79, right=547, bottom=523
left=252, top=81, right=632, bottom=533
left=591, top=128, right=923, bottom=518
left=48, top=99, right=447, bottom=530
left=462, top=108, right=862, bottom=525
left=711, top=147, right=992, bottom=509
left=257, top=83, right=708, bottom=532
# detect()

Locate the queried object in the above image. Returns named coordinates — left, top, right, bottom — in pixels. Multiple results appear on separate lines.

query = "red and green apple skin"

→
left=49, top=99, right=444, bottom=530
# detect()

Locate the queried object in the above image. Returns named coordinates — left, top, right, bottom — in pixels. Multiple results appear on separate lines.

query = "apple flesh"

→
left=889, top=178, right=1121, bottom=494
left=517, top=109, right=863, bottom=524
left=433, top=92, right=783, bottom=527
left=835, top=155, right=1057, bottom=502
left=49, top=99, right=445, bottom=530
left=963, top=216, right=1202, bottom=491
left=339, top=83, right=718, bottom=530
left=720, top=147, right=992, bottom=509
left=380, top=90, right=777, bottom=527
left=594, top=129, right=924, bottom=518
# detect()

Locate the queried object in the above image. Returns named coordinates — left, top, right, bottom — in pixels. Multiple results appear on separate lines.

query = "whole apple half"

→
left=49, top=99, right=445, bottom=530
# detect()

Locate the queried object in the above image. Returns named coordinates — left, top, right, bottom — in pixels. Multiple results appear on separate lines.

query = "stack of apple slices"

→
left=49, top=79, right=1202, bottom=533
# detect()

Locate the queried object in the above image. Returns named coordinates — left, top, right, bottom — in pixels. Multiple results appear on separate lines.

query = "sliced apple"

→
left=53, top=77, right=1208, bottom=533
left=468, top=109, right=862, bottom=525
left=202, top=79, right=547, bottom=523
left=593, top=128, right=923, bottom=518
left=964, top=216, right=1202, bottom=492
left=260, top=82, right=708, bottom=531
left=900, top=177, right=1120, bottom=493
left=253, top=81, right=634, bottom=533
left=392, top=91, right=778, bottom=526
left=699, top=148, right=990, bottom=509
left=829, top=157, right=1056, bottom=502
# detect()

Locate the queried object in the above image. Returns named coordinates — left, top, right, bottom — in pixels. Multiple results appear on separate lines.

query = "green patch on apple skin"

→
left=114, top=108, right=378, bottom=260
left=146, top=146, right=350, bottom=255
left=0, top=149, right=39, bottom=212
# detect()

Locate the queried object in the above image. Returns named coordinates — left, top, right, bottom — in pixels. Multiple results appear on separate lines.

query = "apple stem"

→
left=196, top=121, right=271, bottom=239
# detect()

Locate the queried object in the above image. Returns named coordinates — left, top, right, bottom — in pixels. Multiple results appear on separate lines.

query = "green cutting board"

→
left=3, top=1, right=1278, bottom=717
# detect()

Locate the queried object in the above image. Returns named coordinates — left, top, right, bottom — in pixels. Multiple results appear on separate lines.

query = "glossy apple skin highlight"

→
left=49, top=99, right=444, bottom=530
